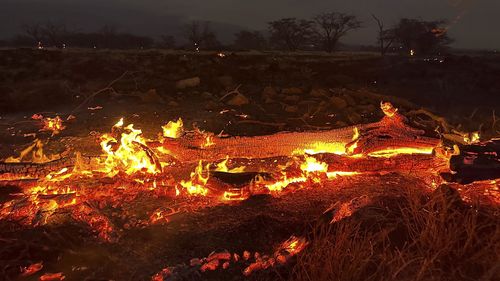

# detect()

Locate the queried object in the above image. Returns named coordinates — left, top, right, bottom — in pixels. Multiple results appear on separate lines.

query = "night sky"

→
left=1, top=0, right=498, bottom=49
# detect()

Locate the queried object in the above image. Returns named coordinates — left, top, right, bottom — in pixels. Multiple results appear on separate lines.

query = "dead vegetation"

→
left=289, top=186, right=500, bottom=281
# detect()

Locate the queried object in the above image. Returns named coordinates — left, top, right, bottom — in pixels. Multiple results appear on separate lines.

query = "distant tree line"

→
left=0, top=13, right=453, bottom=56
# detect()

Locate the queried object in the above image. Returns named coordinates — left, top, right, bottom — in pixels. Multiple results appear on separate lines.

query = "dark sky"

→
left=1, top=0, right=498, bottom=49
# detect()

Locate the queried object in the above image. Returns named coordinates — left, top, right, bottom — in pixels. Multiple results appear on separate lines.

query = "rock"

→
left=140, top=89, right=165, bottom=103
left=346, top=108, right=362, bottom=124
left=284, top=95, right=300, bottom=103
left=298, top=100, right=318, bottom=107
left=176, top=77, right=200, bottom=89
left=342, top=94, right=357, bottom=106
left=281, top=87, right=304, bottom=95
left=218, top=76, right=233, bottom=87
left=329, top=74, right=354, bottom=86
left=226, top=93, right=249, bottom=106
left=330, top=96, right=348, bottom=109
left=264, top=97, right=275, bottom=104
left=205, top=100, right=220, bottom=110
left=201, top=92, right=214, bottom=100
left=284, top=105, right=299, bottom=113
left=261, top=86, right=277, bottom=99
left=167, top=101, right=179, bottom=107
left=310, top=88, right=328, bottom=98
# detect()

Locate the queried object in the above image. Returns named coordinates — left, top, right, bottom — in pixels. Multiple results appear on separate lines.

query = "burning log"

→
left=1, top=103, right=441, bottom=182
left=160, top=104, right=440, bottom=163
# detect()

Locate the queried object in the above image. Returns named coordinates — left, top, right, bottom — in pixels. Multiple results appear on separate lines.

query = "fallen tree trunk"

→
left=1, top=112, right=441, bottom=180
left=160, top=113, right=440, bottom=163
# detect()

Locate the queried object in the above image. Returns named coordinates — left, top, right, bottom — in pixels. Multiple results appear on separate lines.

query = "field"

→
left=0, top=49, right=499, bottom=281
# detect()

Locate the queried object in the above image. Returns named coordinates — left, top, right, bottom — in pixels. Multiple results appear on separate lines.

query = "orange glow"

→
left=367, top=147, right=434, bottom=158
left=180, top=161, right=210, bottom=196
left=380, top=101, right=398, bottom=117
left=202, top=134, right=215, bottom=148
left=41, top=116, right=66, bottom=135
left=215, top=156, right=246, bottom=173
left=300, top=156, right=328, bottom=174
left=99, top=119, right=161, bottom=176
left=162, top=118, right=184, bottom=139
left=5, top=139, right=59, bottom=163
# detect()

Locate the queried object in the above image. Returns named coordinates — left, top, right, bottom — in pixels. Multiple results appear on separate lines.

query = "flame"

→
left=99, top=120, right=161, bottom=176
left=215, top=156, right=246, bottom=173
left=4, top=139, right=59, bottom=163
left=180, top=161, right=210, bottom=196
left=381, top=102, right=398, bottom=117
left=299, top=142, right=348, bottom=155
left=162, top=118, right=183, bottom=138
left=300, top=156, right=328, bottom=174
left=367, top=147, right=434, bottom=158
left=464, top=132, right=480, bottom=144
left=202, top=135, right=215, bottom=148
left=41, top=116, right=65, bottom=134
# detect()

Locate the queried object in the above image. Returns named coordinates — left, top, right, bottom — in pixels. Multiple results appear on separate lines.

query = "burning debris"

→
left=0, top=102, right=498, bottom=280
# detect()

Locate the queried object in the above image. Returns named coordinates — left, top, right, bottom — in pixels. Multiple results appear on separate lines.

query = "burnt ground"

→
left=0, top=49, right=499, bottom=281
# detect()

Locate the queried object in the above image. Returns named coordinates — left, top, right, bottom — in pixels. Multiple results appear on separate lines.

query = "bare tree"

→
left=22, top=23, right=44, bottom=44
left=233, top=30, right=266, bottom=50
left=182, top=21, right=219, bottom=50
left=371, top=14, right=394, bottom=56
left=268, top=18, right=314, bottom=51
left=390, top=18, right=453, bottom=55
left=41, top=21, right=67, bottom=47
left=313, top=12, right=361, bottom=53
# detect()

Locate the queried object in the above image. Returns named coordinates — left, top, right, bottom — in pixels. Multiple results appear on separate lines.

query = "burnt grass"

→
left=0, top=49, right=499, bottom=280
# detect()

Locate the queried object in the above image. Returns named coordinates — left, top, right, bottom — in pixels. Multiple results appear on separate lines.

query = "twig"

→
left=70, top=71, right=138, bottom=114
left=219, top=84, right=242, bottom=101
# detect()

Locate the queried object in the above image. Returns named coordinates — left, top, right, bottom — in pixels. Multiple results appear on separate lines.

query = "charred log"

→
left=442, top=139, right=500, bottom=184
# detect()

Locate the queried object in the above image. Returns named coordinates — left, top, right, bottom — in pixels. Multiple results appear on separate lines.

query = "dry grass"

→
left=289, top=186, right=500, bottom=281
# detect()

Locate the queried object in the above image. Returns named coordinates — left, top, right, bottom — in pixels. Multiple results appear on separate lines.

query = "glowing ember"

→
left=367, top=147, right=434, bottom=158
left=215, top=156, right=246, bottom=173
left=41, top=116, right=66, bottom=135
left=381, top=101, right=398, bottom=117
left=202, top=134, right=215, bottom=148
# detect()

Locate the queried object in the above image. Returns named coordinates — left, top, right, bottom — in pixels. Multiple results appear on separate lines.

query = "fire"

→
left=100, top=119, right=161, bottom=176
left=381, top=101, right=398, bottom=117
left=41, top=116, right=65, bottom=135
left=202, top=134, right=215, bottom=148
left=300, top=156, right=328, bottom=174
left=300, top=142, right=348, bottom=155
left=215, top=156, right=246, bottom=173
left=367, top=147, right=434, bottom=158
left=162, top=118, right=184, bottom=138
left=463, top=132, right=480, bottom=144
left=4, top=139, right=59, bottom=163
left=180, top=161, right=210, bottom=196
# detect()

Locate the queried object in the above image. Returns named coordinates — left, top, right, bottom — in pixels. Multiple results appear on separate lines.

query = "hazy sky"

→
left=1, top=0, right=498, bottom=49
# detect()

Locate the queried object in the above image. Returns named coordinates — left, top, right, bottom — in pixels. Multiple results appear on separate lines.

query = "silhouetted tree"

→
left=98, top=24, right=118, bottom=48
left=268, top=18, right=314, bottom=51
left=313, top=12, right=361, bottom=52
left=22, top=23, right=44, bottom=44
left=233, top=30, right=266, bottom=50
left=182, top=21, right=219, bottom=50
left=41, top=21, right=68, bottom=47
left=390, top=18, right=453, bottom=55
left=371, top=14, right=394, bottom=56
